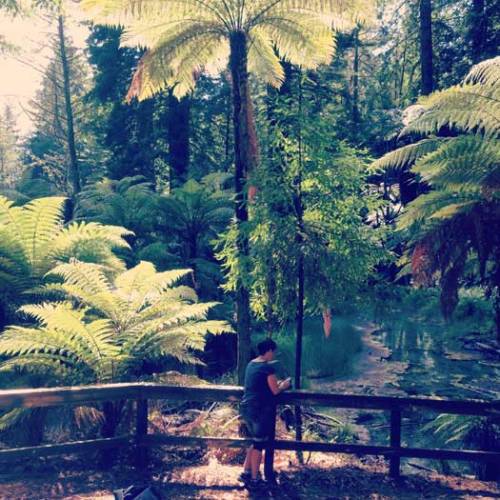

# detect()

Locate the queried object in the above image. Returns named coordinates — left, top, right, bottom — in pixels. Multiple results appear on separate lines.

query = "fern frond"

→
left=373, top=137, right=449, bottom=172
left=465, top=56, right=500, bottom=86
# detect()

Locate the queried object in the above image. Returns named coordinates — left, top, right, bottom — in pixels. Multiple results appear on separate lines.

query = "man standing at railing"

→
left=239, top=338, right=291, bottom=489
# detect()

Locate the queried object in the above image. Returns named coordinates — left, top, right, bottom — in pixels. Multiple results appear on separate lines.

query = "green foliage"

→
left=426, top=413, right=500, bottom=479
left=0, top=195, right=131, bottom=300
left=0, top=260, right=232, bottom=437
left=267, top=317, right=362, bottom=381
left=217, top=71, right=387, bottom=326
left=75, top=176, right=158, bottom=240
left=156, top=176, right=233, bottom=296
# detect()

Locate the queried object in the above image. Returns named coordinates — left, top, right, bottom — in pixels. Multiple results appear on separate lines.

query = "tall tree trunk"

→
left=57, top=15, right=81, bottom=196
left=229, top=31, right=258, bottom=384
left=470, top=0, right=486, bottom=63
left=167, top=92, right=190, bottom=187
left=352, top=26, right=361, bottom=130
left=293, top=73, right=305, bottom=463
left=419, top=0, right=434, bottom=95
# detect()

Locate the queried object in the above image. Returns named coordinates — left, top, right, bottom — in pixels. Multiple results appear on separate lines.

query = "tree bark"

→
left=419, top=0, right=434, bottom=95
left=57, top=15, right=81, bottom=196
left=352, top=26, right=361, bottom=129
left=293, top=73, right=305, bottom=463
left=470, top=0, right=486, bottom=63
left=167, top=92, right=190, bottom=187
left=229, top=31, right=257, bottom=384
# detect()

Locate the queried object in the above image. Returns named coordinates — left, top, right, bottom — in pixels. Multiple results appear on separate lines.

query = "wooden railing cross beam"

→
left=0, top=383, right=499, bottom=481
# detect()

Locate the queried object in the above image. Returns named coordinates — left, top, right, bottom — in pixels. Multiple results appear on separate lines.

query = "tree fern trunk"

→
left=419, top=0, right=434, bottom=95
left=229, top=31, right=256, bottom=384
left=57, top=15, right=81, bottom=196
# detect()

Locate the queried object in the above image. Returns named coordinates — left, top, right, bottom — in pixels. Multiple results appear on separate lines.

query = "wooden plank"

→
left=0, top=383, right=143, bottom=410
left=389, top=409, right=402, bottom=478
left=276, top=391, right=500, bottom=416
left=141, top=385, right=499, bottom=416
left=143, top=384, right=243, bottom=403
left=143, top=434, right=500, bottom=463
left=0, top=437, right=131, bottom=461
left=135, top=399, right=149, bottom=469
left=0, top=383, right=498, bottom=415
left=264, top=405, right=277, bottom=481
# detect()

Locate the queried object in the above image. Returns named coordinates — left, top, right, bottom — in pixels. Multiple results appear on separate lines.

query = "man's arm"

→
left=267, top=374, right=291, bottom=395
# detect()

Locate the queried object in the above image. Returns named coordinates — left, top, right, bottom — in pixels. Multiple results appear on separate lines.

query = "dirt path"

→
left=1, top=452, right=499, bottom=499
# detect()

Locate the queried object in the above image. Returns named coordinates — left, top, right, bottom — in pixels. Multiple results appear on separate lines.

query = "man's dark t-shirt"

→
left=241, top=360, right=276, bottom=411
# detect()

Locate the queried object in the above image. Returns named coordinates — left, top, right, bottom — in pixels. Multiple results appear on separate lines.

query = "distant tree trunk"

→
left=167, top=92, right=190, bottom=187
left=225, top=89, right=231, bottom=167
left=398, top=41, right=408, bottom=104
left=229, top=31, right=258, bottom=384
left=470, top=0, right=487, bottom=63
left=419, top=0, right=434, bottom=95
left=57, top=15, right=81, bottom=196
left=352, top=26, right=361, bottom=129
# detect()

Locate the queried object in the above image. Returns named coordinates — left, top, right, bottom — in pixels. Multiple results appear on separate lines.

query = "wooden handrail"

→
left=1, top=383, right=499, bottom=415
left=0, top=383, right=499, bottom=480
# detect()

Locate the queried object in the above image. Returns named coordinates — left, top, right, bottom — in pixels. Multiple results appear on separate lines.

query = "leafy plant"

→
left=0, top=260, right=233, bottom=438
left=425, top=413, right=500, bottom=480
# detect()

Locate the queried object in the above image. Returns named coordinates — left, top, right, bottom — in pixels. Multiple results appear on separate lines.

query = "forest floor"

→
left=1, top=449, right=499, bottom=500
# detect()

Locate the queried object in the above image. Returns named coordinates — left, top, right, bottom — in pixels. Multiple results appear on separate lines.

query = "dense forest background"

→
left=0, top=0, right=499, bottom=481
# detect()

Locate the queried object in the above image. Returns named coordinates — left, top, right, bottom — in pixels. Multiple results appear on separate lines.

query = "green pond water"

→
left=279, top=305, right=499, bottom=399
left=369, top=309, right=499, bottom=401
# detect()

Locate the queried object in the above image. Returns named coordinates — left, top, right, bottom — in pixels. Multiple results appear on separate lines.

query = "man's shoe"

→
left=246, top=478, right=266, bottom=490
left=238, top=471, right=251, bottom=483
left=238, top=471, right=261, bottom=483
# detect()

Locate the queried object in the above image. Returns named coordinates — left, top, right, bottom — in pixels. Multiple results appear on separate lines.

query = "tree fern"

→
left=83, top=0, right=372, bottom=99
left=0, top=196, right=131, bottom=302
left=375, top=57, right=500, bottom=330
left=0, top=260, right=233, bottom=436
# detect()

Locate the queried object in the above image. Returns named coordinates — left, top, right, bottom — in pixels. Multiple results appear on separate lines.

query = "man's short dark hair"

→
left=257, top=338, right=277, bottom=355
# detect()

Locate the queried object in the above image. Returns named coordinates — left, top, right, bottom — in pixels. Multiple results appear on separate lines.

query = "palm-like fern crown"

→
left=82, top=0, right=373, bottom=99
left=374, top=57, right=500, bottom=231
left=0, top=196, right=131, bottom=294
left=0, top=260, right=232, bottom=383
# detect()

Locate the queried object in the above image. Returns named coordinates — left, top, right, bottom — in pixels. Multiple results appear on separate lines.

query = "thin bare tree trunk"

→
left=419, top=0, right=434, bottom=95
left=167, top=92, right=190, bottom=187
left=293, top=73, right=305, bottom=463
left=470, top=0, right=486, bottom=63
left=352, top=26, right=361, bottom=129
left=57, top=15, right=80, bottom=196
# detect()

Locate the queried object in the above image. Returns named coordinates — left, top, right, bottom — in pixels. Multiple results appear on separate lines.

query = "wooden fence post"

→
left=264, top=404, right=277, bottom=482
left=136, top=398, right=148, bottom=470
left=390, top=409, right=402, bottom=478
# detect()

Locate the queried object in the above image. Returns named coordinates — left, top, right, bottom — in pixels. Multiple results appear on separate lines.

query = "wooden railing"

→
left=0, top=383, right=499, bottom=481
